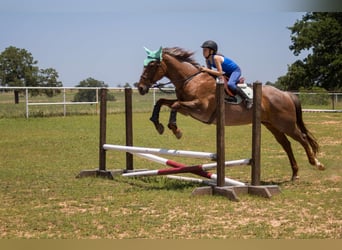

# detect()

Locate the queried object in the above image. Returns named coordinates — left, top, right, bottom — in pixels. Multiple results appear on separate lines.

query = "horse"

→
left=137, top=46, right=325, bottom=181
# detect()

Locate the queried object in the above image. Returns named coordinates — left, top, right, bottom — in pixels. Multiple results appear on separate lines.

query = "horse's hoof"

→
left=156, top=124, right=164, bottom=135
left=174, top=130, right=182, bottom=139
left=318, top=163, right=325, bottom=171
left=315, top=159, right=325, bottom=170
left=291, top=175, right=299, bottom=181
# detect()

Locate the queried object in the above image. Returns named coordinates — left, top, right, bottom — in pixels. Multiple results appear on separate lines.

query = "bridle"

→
left=140, top=56, right=217, bottom=125
left=140, top=60, right=166, bottom=86
left=141, top=59, right=202, bottom=89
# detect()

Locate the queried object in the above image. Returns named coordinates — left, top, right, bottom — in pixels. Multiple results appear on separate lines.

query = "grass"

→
left=0, top=111, right=341, bottom=239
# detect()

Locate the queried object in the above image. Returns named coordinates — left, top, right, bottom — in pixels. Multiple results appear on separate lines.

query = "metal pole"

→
left=63, top=88, right=66, bottom=117
left=96, top=88, right=99, bottom=114
left=331, top=93, right=335, bottom=110
left=25, top=88, right=29, bottom=119
left=216, top=77, right=225, bottom=187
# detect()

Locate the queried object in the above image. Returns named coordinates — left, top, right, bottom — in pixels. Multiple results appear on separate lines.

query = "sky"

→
left=0, top=0, right=331, bottom=87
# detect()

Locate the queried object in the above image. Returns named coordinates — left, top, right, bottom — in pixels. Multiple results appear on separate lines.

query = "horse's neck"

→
left=164, top=55, right=198, bottom=87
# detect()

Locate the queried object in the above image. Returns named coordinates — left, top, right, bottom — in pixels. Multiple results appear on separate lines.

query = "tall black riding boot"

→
left=235, top=87, right=253, bottom=109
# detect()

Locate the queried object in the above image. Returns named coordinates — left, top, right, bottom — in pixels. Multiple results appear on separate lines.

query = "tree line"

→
left=1, top=12, right=341, bottom=103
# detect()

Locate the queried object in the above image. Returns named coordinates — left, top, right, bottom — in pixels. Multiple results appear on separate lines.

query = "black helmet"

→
left=201, top=40, right=218, bottom=52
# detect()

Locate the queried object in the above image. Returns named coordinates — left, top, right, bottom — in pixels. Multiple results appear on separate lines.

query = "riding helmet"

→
left=201, top=40, right=218, bottom=52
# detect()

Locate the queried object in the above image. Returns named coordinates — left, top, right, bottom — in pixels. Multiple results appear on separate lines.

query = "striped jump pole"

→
left=136, top=152, right=250, bottom=171
left=124, top=152, right=247, bottom=186
left=103, top=144, right=217, bottom=160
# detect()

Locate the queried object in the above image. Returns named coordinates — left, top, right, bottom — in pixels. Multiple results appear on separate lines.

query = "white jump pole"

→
left=166, top=175, right=216, bottom=185
left=136, top=153, right=250, bottom=171
left=122, top=166, right=246, bottom=186
left=123, top=152, right=247, bottom=186
left=103, top=144, right=217, bottom=160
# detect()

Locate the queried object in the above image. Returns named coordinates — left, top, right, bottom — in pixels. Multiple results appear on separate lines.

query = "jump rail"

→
left=128, top=152, right=248, bottom=186
left=103, top=144, right=217, bottom=160
left=77, top=82, right=281, bottom=200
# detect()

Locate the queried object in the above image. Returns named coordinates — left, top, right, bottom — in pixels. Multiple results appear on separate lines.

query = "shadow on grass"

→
left=116, top=176, right=203, bottom=191
left=260, top=179, right=293, bottom=186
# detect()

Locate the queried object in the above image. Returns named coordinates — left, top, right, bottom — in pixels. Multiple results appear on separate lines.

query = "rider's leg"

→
left=235, top=86, right=253, bottom=109
left=227, top=69, right=240, bottom=95
left=228, top=68, right=252, bottom=109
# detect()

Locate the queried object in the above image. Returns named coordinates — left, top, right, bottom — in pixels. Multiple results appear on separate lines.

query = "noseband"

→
left=141, top=60, right=166, bottom=87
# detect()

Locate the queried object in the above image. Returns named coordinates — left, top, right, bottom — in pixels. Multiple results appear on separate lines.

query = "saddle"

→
left=222, top=76, right=253, bottom=105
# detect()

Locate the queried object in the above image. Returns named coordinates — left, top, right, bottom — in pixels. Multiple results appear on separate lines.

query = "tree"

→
left=73, top=77, right=115, bottom=102
left=0, top=46, right=38, bottom=86
left=275, top=12, right=342, bottom=91
left=0, top=46, right=62, bottom=103
left=33, top=68, right=63, bottom=97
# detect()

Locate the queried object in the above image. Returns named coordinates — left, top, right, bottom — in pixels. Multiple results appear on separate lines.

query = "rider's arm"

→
left=201, top=55, right=224, bottom=76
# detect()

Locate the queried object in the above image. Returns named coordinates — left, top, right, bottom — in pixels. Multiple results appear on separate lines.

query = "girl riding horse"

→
left=200, top=40, right=253, bottom=109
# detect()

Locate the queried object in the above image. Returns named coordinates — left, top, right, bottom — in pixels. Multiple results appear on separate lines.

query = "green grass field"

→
left=0, top=110, right=341, bottom=239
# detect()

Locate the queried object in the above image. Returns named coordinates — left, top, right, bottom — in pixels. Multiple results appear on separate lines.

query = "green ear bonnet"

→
left=143, top=46, right=163, bottom=66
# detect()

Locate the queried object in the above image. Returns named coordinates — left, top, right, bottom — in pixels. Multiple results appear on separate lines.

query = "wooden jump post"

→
left=76, top=88, right=133, bottom=179
left=192, top=80, right=280, bottom=200
left=77, top=84, right=280, bottom=201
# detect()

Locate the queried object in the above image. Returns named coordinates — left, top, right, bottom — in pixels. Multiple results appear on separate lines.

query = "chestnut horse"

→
left=137, top=47, right=325, bottom=180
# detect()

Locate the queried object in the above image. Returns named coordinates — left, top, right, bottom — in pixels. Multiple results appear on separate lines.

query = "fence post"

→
left=76, top=87, right=114, bottom=179
left=25, top=88, right=29, bottom=118
left=331, top=93, right=335, bottom=110
left=96, top=88, right=99, bottom=114
left=99, top=88, right=107, bottom=172
left=216, top=77, right=225, bottom=187
left=251, top=82, right=262, bottom=185
left=63, top=88, right=66, bottom=117
left=125, top=88, right=133, bottom=171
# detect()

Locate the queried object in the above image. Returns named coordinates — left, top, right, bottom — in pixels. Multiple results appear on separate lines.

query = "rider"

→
left=200, top=40, right=253, bottom=109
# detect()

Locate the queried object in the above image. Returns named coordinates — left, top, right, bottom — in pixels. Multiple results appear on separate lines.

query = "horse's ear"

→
left=144, top=47, right=152, bottom=55
left=156, top=46, right=163, bottom=61
left=143, top=46, right=163, bottom=66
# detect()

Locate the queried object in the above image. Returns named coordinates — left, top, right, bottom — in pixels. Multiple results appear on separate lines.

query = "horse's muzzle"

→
left=138, top=85, right=149, bottom=95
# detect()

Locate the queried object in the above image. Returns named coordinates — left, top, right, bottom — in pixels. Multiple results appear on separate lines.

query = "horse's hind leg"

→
left=286, top=92, right=324, bottom=170
left=287, top=128, right=325, bottom=171
left=167, top=110, right=182, bottom=139
left=264, top=124, right=299, bottom=181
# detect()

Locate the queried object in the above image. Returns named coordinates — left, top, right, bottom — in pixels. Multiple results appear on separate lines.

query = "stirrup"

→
left=245, top=100, right=253, bottom=109
left=225, top=96, right=237, bottom=102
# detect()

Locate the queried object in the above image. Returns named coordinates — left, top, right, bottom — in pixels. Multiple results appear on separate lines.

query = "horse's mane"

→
left=163, top=47, right=200, bottom=68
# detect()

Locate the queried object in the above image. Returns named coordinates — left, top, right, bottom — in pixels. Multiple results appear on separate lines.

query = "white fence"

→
left=0, top=86, right=171, bottom=118
left=0, top=86, right=341, bottom=118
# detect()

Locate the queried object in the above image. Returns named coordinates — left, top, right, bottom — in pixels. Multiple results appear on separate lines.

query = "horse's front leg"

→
left=150, top=98, right=178, bottom=135
left=167, top=110, right=182, bottom=139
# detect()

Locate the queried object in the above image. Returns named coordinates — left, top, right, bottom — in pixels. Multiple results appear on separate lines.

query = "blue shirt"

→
left=207, top=54, right=239, bottom=76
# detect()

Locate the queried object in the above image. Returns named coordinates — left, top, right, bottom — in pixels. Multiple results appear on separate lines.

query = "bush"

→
left=73, top=89, right=116, bottom=102
left=298, top=87, right=330, bottom=106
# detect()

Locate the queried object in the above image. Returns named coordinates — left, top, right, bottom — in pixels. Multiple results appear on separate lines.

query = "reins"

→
left=152, top=70, right=202, bottom=91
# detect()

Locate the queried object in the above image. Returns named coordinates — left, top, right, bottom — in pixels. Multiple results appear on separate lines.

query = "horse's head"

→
left=138, top=47, right=166, bottom=95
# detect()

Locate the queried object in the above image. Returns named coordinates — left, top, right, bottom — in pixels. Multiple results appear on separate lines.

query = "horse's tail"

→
left=289, top=92, right=320, bottom=155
